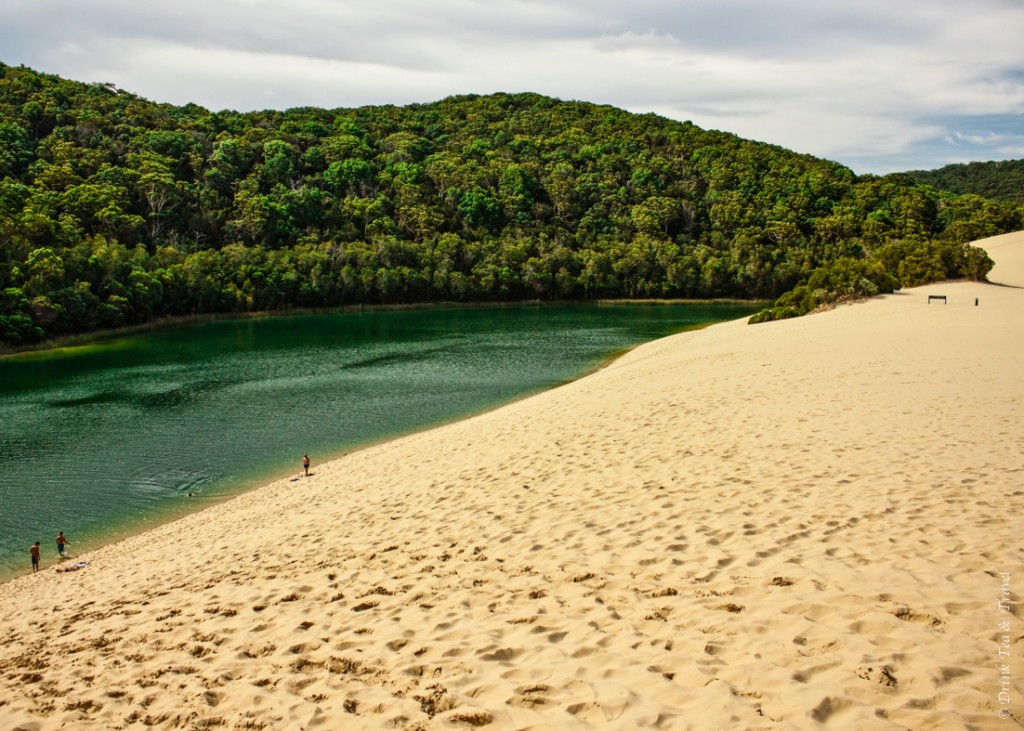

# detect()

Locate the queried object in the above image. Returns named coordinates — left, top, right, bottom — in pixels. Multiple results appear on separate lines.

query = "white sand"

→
left=0, top=233, right=1021, bottom=730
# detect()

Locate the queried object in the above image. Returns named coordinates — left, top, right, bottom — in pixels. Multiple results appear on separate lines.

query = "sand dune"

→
left=1, top=233, right=1021, bottom=730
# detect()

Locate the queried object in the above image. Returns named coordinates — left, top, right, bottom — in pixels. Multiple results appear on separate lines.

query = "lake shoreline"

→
left=1, top=302, right=759, bottom=582
left=0, top=330, right=652, bottom=585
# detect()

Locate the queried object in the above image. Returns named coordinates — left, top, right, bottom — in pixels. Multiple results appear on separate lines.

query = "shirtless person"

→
left=303, top=454, right=310, bottom=477
left=56, top=531, right=69, bottom=559
left=30, top=542, right=40, bottom=572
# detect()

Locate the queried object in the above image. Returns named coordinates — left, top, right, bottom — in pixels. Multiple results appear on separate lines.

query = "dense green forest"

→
left=1, top=62, right=1021, bottom=345
left=905, top=159, right=1024, bottom=204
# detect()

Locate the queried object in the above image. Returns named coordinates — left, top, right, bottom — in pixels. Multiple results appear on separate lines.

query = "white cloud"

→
left=1, top=0, right=1022, bottom=173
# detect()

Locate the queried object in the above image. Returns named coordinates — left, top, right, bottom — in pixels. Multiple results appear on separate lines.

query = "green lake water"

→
left=0, top=302, right=757, bottom=580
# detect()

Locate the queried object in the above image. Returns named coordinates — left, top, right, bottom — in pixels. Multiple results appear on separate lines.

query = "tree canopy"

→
left=1, top=62, right=1021, bottom=345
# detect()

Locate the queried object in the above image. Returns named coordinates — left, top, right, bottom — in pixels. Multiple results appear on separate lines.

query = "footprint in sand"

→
left=507, top=684, right=551, bottom=709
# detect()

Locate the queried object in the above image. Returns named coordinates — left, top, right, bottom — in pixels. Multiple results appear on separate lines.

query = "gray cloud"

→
left=1, top=0, right=1022, bottom=173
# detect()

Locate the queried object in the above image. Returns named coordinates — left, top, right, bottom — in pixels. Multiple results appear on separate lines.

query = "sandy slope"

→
left=0, top=233, right=1021, bottom=730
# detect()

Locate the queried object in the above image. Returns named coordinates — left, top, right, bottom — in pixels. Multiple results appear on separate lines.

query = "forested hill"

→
left=1, top=62, right=1021, bottom=345
left=905, top=159, right=1024, bottom=204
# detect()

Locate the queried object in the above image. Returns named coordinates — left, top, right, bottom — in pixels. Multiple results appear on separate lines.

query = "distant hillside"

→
left=906, top=159, right=1024, bottom=203
left=1, top=61, right=1021, bottom=345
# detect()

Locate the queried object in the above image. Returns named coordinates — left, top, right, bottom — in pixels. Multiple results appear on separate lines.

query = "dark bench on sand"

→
left=928, top=295, right=946, bottom=304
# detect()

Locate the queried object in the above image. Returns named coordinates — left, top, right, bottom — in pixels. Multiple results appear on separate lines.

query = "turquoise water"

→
left=0, top=302, right=756, bottom=579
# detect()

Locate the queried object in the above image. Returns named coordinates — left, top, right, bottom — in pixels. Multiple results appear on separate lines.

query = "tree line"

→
left=1, top=62, right=1021, bottom=345
left=906, top=159, right=1024, bottom=204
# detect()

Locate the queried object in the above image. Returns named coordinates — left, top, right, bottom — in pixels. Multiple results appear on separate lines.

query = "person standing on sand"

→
left=30, top=542, right=40, bottom=572
left=56, top=531, right=69, bottom=559
left=303, top=454, right=311, bottom=477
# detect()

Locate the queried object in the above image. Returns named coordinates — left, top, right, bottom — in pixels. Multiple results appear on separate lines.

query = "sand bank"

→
left=1, top=233, right=1021, bottom=730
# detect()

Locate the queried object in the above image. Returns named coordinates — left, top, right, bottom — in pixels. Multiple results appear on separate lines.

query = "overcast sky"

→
left=2, top=0, right=1022, bottom=174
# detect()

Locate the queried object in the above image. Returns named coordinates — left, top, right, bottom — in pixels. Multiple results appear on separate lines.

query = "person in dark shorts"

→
left=303, top=454, right=311, bottom=476
left=30, top=542, right=40, bottom=572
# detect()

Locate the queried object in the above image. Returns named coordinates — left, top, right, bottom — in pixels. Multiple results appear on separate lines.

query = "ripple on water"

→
left=131, top=469, right=213, bottom=501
